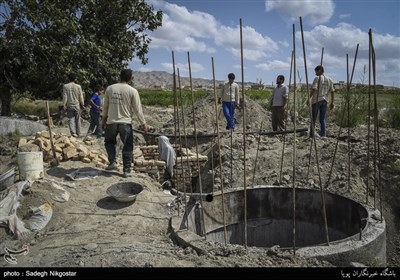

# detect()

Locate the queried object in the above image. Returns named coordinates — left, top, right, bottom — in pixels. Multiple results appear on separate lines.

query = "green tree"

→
left=0, top=0, right=162, bottom=115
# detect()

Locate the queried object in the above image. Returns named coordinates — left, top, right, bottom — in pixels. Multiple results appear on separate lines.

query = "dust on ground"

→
left=0, top=93, right=399, bottom=268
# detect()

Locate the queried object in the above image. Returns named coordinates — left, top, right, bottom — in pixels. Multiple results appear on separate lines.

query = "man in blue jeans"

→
left=218, top=73, right=240, bottom=130
left=308, top=65, right=335, bottom=138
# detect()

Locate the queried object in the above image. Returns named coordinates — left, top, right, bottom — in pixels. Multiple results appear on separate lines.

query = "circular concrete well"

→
left=170, top=186, right=386, bottom=266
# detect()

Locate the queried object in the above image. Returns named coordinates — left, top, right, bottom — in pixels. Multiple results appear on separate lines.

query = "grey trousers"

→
left=67, top=107, right=81, bottom=136
left=271, top=106, right=285, bottom=131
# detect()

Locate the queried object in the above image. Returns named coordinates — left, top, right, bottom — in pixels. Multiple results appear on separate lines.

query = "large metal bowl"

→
left=106, top=182, right=143, bottom=203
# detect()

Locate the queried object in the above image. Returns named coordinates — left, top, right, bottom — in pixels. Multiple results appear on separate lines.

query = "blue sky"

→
left=130, top=0, right=400, bottom=87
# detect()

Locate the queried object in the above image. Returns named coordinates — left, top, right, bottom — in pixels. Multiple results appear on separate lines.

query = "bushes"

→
left=138, top=89, right=208, bottom=107
left=12, top=98, right=61, bottom=118
left=245, top=89, right=272, bottom=110
left=334, top=89, right=370, bottom=128
left=387, top=94, right=400, bottom=129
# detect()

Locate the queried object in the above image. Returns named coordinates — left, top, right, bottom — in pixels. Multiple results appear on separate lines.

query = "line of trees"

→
left=0, top=0, right=163, bottom=116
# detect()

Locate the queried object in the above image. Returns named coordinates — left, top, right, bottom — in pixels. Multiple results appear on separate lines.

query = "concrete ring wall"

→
left=170, top=186, right=386, bottom=266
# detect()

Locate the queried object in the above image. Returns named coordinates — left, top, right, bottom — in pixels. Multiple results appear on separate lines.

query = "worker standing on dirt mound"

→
left=218, top=73, right=240, bottom=130
left=62, top=73, right=85, bottom=138
left=101, top=69, right=148, bottom=178
left=308, top=65, right=335, bottom=138
left=270, top=75, right=289, bottom=131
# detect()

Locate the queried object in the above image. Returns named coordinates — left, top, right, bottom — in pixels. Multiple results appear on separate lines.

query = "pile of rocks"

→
left=17, top=131, right=109, bottom=167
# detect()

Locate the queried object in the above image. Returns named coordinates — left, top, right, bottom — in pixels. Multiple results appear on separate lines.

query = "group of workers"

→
left=61, top=65, right=334, bottom=183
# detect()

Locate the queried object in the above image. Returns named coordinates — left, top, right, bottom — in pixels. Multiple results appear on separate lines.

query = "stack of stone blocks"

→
left=133, top=144, right=208, bottom=188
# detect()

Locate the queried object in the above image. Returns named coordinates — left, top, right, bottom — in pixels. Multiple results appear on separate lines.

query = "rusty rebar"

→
left=187, top=51, right=208, bottom=234
left=291, top=23, right=297, bottom=255
left=240, top=18, right=248, bottom=249
left=212, top=57, right=227, bottom=244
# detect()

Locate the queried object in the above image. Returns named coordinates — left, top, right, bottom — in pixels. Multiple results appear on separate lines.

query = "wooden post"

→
left=46, top=101, right=59, bottom=166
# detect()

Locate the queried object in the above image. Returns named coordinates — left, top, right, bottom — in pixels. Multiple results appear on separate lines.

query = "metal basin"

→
left=106, top=182, right=143, bottom=203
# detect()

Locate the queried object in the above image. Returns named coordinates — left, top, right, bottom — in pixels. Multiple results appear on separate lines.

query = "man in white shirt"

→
left=308, top=65, right=335, bottom=138
left=101, top=69, right=148, bottom=178
left=218, top=73, right=240, bottom=130
left=62, top=73, right=85, bottom=137
left=271, top=75, right=289, bottom=131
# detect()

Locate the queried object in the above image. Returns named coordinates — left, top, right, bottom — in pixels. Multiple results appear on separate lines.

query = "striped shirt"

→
left=311, top=75, right=334, bottom=104
left=219, top=81, right=240, bottom=105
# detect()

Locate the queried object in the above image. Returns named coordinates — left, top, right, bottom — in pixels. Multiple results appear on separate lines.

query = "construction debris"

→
left=16, top=131, right=209, bottom=187
left=17, top=131, right=109, bottom=168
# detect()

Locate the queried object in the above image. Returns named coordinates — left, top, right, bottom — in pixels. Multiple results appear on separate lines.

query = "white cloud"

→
left=148, top=1, right=219, bottom=53
left=279, top=40, right=290, bottom=48
left=299, top=23, right=400, bottom=85
left=215, top=26, right=279, bottom=61
left=149, top=13, right=216, bottom=53
left=160, top=62, right=205, bottom=76
left=148, top=1, right=279, bottom=62
left=265, top=0, right=335, bottom=25
left=339, top=14, right=351, bottom=20
left=255, top=60, right=291, bottom=71
left=137, top=67, right=152, bottom=72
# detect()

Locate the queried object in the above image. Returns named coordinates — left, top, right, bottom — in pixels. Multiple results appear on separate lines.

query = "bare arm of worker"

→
left=282, top=98, right=288, bottom=109
left=141, top=123, right=149, bottom=133
left=62, top=86, right=67, bottom=110
left=329, top=89, right=335, bottom=110
left=307, top=88, right=315, bottom=107
left=101, top=116, right=108, bottom=129
left=235, top=84, right=240, bottom=108
left=89, top=99, right=101, bottom=110
left=217, top=88, right=223, bottom=104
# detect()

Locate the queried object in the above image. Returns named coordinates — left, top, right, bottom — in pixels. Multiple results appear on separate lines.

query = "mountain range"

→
left=132, top=71, right=256, bottom=90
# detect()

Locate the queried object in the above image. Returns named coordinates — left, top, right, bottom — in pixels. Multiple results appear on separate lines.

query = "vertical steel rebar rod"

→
left=300, top=16, right=329, bottom=246
left=239, top=18, right=248, bottom=249
left=347, top=44, right=359, bottom=192
left=346, top=55, right=351, bottom=191
left=369, top=29, right=382, bottom=220
left=187, top=52, right=207, bottom=235
left=230, top=71, right=234, bottom=187
left=291, top=23, right=297, bottom=255
left=177, top=69, right=190, bottom=213
left=325, top=45, right=359, bottom=191
left=251, top=120, right=263, bottom=187
left=171, top=51, right=178, bottom=149
left=366, top=32, right=372, bottom=206
left=369, top=29, right=378, bottom=210
left=279, top=51, right=294, bottom=184
left=300, top=16, right=314, bottom=184
left=305, top=46, right=324, bottom=182
left=212, top=57, right=227, bottom=244
left=176, top=68, right=186, bottom=217
left=171, top=51, right=180, bottom=214
left=207, top=108, right=222, bottom=197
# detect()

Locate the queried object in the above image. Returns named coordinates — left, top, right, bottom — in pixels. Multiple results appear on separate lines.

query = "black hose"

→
left=133, top=127, right=308, bottom=139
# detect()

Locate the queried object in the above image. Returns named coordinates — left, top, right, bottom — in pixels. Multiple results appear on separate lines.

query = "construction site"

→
left=0, top=2, right=399, bottom=278
left=1, top=85, right=399, bottom=271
